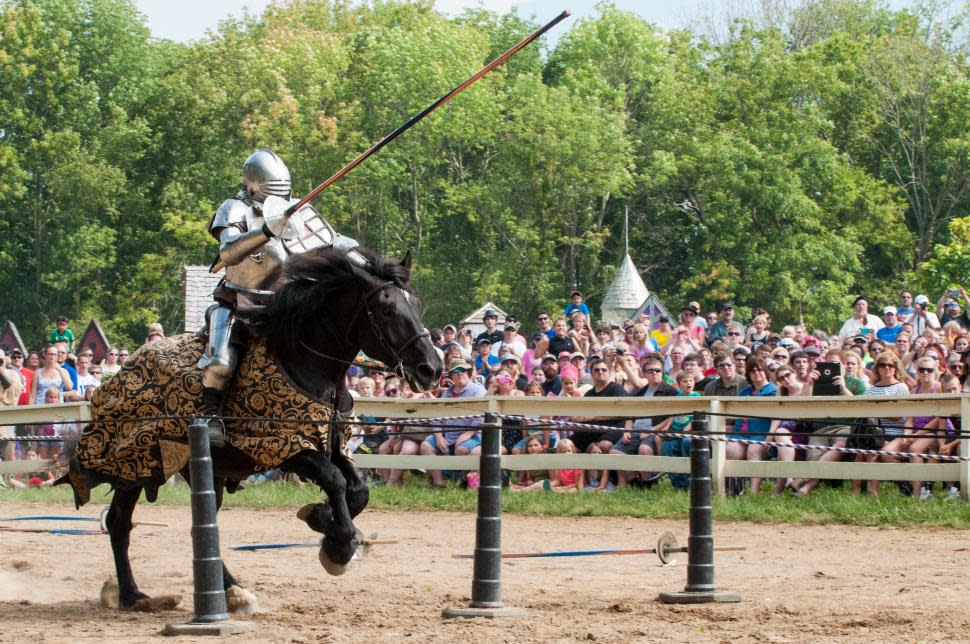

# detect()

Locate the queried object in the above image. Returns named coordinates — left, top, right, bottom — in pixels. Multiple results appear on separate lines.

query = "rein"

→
left=301, top=280, right=429, bottom=382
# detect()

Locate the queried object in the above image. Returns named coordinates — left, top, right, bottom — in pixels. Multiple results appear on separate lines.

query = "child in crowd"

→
left=563, top=290, right=590, bottom=318
left=48, top=315, right=74, bottom=352
left=510, top=436, right=549, bottom=490
left=652, top=371, right=699, bottom=490
left=350, top=377, right=385, bottom=468
left=513, top=438, right=584, bottom=493
left=583, top=443, right=615, bottom=493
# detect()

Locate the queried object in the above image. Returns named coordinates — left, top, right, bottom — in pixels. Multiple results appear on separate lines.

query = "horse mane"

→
left=254, top=246, right=411, bottom=341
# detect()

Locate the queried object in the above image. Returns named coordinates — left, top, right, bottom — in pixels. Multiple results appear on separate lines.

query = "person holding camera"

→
left=906, top=294, right=941, bottom=336
left=937, top=287, right=970, bottom=331
left=789, top=350, right=867, bottom=496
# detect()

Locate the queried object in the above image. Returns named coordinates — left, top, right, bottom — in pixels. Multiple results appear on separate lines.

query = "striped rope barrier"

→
left=497, top=414, right=970, bottom=463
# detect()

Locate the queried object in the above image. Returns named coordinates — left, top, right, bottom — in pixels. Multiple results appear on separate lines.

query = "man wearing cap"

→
left=707, top=303, right=743, bottom=346
left=498, top=352, right=528, bottom=390
left=492, top=322, right=526, bottom=358
left=876, top=307, right=904, bottom=343
left=420, top=359, right=486, bottom=487
left=539, top=354, right=561, bottom=395
left=838, top=295, right=884, bottom=339
left=8, top=349, right=31, bottom=407
left=937, top=287, right=970, bottom=331
left=475, top=310, right=503, bottom=347
left=906, top=294, right=941, bottom=335
left=569, top=352, right=591, bottom=385
left=442, top=324, right=458, bottom=347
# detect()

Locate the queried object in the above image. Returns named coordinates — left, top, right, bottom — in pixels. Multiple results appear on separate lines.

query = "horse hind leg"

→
left=104, top=487, right=181, bottom=612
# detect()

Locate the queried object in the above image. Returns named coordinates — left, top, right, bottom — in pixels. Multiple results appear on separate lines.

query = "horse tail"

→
left=53, top=425, right=91, bottom=508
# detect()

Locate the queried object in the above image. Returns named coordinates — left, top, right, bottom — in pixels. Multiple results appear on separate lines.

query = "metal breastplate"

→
left=222, top=205, right=288, bottom=292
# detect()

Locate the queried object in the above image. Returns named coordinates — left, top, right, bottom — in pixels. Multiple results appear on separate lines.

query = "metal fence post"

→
left=164, top=418, right=254, bottom=636
left=443, top=413, right=525, bottom=619
left=659, top=412, right=741, bottom=604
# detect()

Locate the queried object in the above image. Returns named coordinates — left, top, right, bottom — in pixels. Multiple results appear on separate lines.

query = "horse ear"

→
left=400, top=250, right=413, bottom=270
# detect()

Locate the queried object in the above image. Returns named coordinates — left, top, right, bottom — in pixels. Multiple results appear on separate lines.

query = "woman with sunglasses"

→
left=854, top=354, right=911, bottom=495
left=100, top=347, right=123, bottom=381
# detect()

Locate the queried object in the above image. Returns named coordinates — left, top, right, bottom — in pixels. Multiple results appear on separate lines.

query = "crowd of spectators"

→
left=349, top=288, right=970, bottom=499
left=0, top=316, right=158, bottom=487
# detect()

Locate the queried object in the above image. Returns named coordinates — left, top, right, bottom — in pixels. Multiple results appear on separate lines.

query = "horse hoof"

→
left=318, top=547, right=349, bottom=576
left=226, top=585, right=259, bottom=616
left=297, top=503, right=332, bottom=534
left=131, top=594, right=182, bottom=612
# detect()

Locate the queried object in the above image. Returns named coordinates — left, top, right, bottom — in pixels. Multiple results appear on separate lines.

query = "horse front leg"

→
left=283, top=450, right=360, bottom=576
left=330, top=448, right=369, bottom=519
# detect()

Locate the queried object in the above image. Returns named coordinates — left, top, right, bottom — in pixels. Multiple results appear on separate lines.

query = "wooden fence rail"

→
left=2, top=395, right=967, bottom=497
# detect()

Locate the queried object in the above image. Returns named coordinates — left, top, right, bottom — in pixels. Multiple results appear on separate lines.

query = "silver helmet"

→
left=242, top=148, right=291, bottom=202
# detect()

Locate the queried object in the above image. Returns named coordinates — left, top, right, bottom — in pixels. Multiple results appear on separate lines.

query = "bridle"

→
left=344, top=280, right=430, bottom=380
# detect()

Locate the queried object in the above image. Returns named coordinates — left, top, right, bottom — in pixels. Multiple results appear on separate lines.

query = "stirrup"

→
left=206, top=417, right=226, bottom=448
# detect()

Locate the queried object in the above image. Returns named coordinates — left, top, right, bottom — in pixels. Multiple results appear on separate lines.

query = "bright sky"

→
left=133, top=0, right=722, bottom=42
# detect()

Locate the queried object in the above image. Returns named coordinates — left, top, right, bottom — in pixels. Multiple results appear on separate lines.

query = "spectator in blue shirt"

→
left=876, top=306, right=903, bottom=343
left=563, top=290, right=590, bottom=324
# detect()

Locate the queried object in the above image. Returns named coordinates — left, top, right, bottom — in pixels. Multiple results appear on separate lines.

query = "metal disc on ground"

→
left=657, top=531, right=679, bottom=566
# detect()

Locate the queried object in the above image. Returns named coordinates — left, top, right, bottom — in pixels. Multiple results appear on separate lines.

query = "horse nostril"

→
left=416, top=362, right=438, bottom=383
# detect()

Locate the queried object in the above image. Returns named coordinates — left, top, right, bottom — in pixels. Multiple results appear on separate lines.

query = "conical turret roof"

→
left=601, top=253, right=649, bottom=310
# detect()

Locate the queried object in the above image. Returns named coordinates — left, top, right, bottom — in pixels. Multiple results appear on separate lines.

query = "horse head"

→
left=259, top=247, right=442, bottom=398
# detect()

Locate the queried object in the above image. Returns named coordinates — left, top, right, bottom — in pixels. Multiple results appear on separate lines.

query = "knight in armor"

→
left=199, top=148, right=362, bottom=435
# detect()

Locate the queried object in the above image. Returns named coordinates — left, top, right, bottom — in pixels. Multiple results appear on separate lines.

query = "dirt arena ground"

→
left=2, top=501, right=969, bottom=642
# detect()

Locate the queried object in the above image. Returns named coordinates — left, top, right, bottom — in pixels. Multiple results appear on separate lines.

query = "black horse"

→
left=59, top=247, right=441, bottom=612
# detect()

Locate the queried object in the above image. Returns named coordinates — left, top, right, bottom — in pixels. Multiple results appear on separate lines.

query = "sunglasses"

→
left=917, top=367, right=936, bottom=374
left=643, top=368, right=662, bottom=374
left=876, top=363, right=895, bottom=369
left=537, top=316, right=549, bottom=321
left=727, top=332, right=742, bottom=336
left=108, top=352, right=118, bottom=356
left=591, top=367, right=610, bottom=373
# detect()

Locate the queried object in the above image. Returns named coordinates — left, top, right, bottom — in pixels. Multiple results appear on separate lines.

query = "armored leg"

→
left=198, top=306, right=239, bottom=448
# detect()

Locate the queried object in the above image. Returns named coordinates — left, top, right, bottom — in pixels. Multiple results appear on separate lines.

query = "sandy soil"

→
left=1, top=501, right=969, bottom=642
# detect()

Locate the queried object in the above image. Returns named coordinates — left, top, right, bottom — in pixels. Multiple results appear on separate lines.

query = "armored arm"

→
left=210, top=198, right=274, bottom=268
left=218, top=225, right=274, bottom=267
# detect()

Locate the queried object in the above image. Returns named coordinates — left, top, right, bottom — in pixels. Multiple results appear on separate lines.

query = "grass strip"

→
left=4, top=478, right=970, bottom=528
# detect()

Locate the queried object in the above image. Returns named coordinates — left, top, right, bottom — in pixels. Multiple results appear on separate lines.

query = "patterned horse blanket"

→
left=65, top=333, right=341, bottom=505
